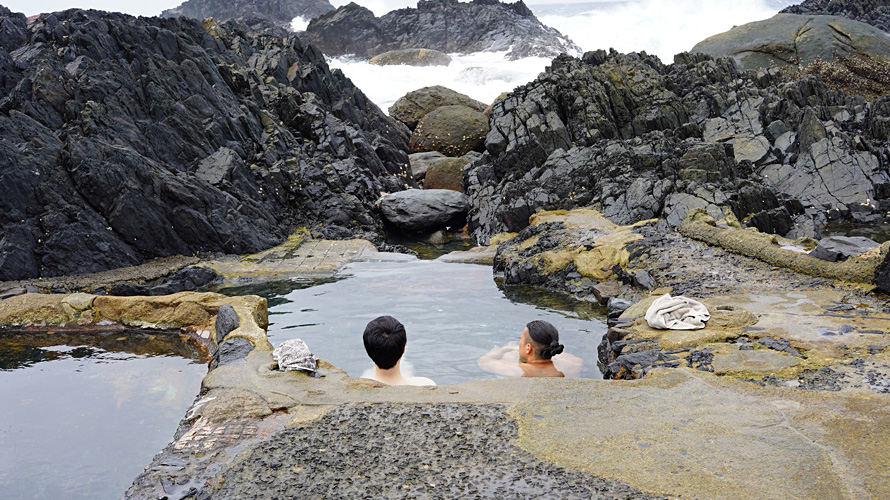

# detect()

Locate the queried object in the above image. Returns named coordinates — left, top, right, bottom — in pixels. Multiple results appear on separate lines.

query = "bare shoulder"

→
left=406, top=376, right=436, bottom=386
left=553, top=352, right=583, bottom=377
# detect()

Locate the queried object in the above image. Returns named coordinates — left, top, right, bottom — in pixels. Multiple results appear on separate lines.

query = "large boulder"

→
left=691, top=14, right=890, bottom=70
left=781, top=0, right=890, bottom=33
left=410, top=105, right=490, bottom=156
left=424, top=157, right=472, bottom=192
left=0, top=9, right=411, bottom=281
left=390, top=85, right=488, bottom=130
left=462, top=50, right=890, bottom=245
left=370, top=48, right=452, bottom=67
left=298, top=0, right=581, bottom=61
left=161, top=0, right=335, bottom=28
left=379, top=189, right=468, bottom=233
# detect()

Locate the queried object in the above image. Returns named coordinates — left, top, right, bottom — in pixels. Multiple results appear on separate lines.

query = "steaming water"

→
left=309, top=0, right=799, bottom=112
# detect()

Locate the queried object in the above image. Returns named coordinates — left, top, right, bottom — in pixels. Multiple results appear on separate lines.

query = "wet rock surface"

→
left=161, top=0, right=335, bottom=29
left=463, top=50, right=890, bottom=245
left=216, top=403, right=665, bottom=500
left=0, top=8, right=412, bottom=281
left=298, top=0, right=581, bottom=60
left=691, top=14, right=890, bottom=70
left=781, top=0, right=890, bottom=33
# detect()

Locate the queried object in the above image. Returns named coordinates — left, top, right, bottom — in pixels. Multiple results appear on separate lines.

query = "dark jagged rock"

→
left=463, top=50, right=890, bottom=245
left=781, top=0, right=890, bottom=33
left=214, top=337, right=254, bottom=366
left=808, top=235, right=880, bottom=261
left=379, top=189, right=468, bottom=233
left=215, top=303, right=241, bottom=343
left=877, top=250, right=890, bottom=294
left=299, top=0, right=581, bottom=61
left=161, top=0, right=334, bottom=29
left=0, top=9, right=412, bottom=281
left=691, top=14, right=890, bottom=70
left=104, top=266, right=221, bottom=296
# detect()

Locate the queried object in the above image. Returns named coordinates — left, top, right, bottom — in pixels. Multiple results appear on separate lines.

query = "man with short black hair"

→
left=362, top=315, right=436, bottom=386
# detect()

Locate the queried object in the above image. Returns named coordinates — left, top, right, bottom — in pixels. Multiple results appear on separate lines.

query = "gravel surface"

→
left=216, top=403, right=666, bottom=500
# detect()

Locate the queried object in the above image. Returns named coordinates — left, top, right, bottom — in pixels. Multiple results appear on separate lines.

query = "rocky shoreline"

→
left=2, top=1, right=890, bottom=499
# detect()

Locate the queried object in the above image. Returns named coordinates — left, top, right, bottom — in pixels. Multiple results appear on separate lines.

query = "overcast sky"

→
left=2, top=0, right=602, bottom=18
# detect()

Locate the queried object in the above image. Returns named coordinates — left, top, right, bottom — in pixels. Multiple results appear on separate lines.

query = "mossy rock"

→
left=691, top=13, right=890, bottom=70
left=389, top=85, right=487, bottom=130
left=409, top=105, right=489, bottom=156
left=369, top=48, right=452, bottom=67
left=423, top=157, right=471, bottom=192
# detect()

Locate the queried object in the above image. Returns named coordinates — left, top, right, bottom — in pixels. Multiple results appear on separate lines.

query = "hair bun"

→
left=550, top=342, right=564, bottom=356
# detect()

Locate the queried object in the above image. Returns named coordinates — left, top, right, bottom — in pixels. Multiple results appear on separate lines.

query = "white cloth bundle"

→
left=644, top=293, right=710, bottom=330
left=272, top=338, right=318, bottom=372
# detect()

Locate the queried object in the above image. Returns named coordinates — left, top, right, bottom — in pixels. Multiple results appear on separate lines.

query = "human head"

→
left=521, top=320, right=564, bottom=360
left=363, top=315, right=407, bottom=369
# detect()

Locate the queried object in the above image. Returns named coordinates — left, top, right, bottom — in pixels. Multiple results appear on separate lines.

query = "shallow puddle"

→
left=0, top=330, right=207, bottom=500
left=249, top=261, right=606, bottom=384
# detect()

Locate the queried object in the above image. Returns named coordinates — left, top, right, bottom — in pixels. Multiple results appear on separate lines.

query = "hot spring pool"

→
left=0, top=330, right=207, bottom=500
left=251, top=261, right=606, bottom=384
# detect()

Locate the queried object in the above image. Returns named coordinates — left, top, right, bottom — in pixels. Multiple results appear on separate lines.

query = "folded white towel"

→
left=645, top=293, right=710, bottom=330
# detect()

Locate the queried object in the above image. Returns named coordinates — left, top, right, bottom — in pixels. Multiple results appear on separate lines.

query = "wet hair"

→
left=363, top=315, right=407, bottom=369
left=526, top=320, right=564, bottom=360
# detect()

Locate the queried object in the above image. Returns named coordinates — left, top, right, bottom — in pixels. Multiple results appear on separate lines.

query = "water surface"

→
left=0, top=330, right=206, bottom=500
left=263, top=261, right=606, bottom=384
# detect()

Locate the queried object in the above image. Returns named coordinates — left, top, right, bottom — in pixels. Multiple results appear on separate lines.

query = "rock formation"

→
left=462, top=49, right=890, bottom=245
left=0, top=7, right=412, bottom=281
left=378, top=189, right=468, bottom=233
left=369, top=48, right=452, bottom=67
left=298, top=0, right=581, bottom=60
left=161, top=0, right=334, bottom=29
left=409, top=105, right=489, bottom=156
left=390, top=85, right=487, bottom=130
left=691, top=14, right=890, bottom=70
left=782, top=0, right=890, bottom=33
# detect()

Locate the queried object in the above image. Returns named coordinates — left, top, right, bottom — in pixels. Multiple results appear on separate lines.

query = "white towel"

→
left=645, top=293, right=710, bottom=330
left=273, top=339, right=318, bottom=372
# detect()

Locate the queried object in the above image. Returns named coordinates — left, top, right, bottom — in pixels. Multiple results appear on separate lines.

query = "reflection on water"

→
left=0, top=330, right=206, bottom=500
left=385, top=233, right=476, bottom=260
left=821, top=222, right=890, bottom=244
left=265, top=261, right=606, bottom=385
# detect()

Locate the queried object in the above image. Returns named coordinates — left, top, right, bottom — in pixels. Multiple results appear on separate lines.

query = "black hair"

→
left=526, top=320, right=564, bottom=360
left=363, top=315, right=407, bottom=369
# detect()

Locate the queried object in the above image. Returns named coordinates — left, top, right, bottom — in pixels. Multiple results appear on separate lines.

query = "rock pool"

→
left=0, top=330, right=206, bottom=500
left=233, top=260, right=605, bottom=384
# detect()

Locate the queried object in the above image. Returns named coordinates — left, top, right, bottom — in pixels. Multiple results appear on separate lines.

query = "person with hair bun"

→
left=478, top=320, right=582, bottom=378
